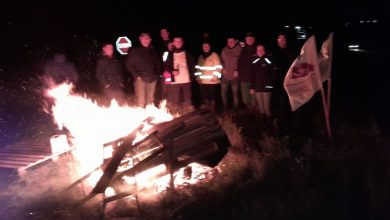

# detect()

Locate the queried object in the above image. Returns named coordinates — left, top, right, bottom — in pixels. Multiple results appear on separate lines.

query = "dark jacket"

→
left=237, top=45, right=256, bottom=83
left=126, top=46, right=162, bottom=83
left=250, top=56, right=277, bottom=92
left=95, top=55, right=123, bottom=89
left=163, top=49, right=196, bottom=82
left=272, top=47, right=296, bottom=89
left=44, top=53, right=78, bottom=84
left=155, top=39, right=171, bottom=56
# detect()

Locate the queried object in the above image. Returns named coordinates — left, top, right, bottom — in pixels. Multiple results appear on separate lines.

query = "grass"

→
left=0, top=108, right=389, bottom=219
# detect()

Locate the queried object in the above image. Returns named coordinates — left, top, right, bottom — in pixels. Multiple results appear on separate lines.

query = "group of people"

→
left=44, top=28, right=297, bottom=130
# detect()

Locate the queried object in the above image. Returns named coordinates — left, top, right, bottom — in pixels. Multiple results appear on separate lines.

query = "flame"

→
left=45, top=81, right=214, bottom=196
left=50, top=134, right=71, bottom=161
left=45, top=82, right=172, bottom=175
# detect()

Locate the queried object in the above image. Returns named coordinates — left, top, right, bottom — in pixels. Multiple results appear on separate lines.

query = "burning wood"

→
left=45, top=83, right=230, bottom=209
left=93, top=109, right=230, bottom=198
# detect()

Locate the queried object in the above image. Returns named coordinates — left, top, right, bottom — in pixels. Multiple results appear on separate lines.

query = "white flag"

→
left=283, top=35, right=322, bottom=111
left=318, top=32, right=334, bottom=82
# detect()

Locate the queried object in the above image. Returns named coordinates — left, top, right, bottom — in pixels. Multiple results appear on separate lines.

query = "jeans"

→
left=221, top=79, right=239, bottom=108
left=240, top=82, right=255, bottom=106
left=255, top=92, right=272, bottom=117
left=166, top=82, right=193, bottom=114
left=200, top=84, right=218, bottom=102
left=134, top=78, right=157, bottom=107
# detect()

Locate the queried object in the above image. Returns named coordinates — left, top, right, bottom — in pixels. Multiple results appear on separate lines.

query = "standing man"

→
left=163, top=36, right=195, bottom=114
left=44, top=52, right=78, bottom=84
left=238, top=32, right=257, bottom=110
left=272, top=33, right=296, bottom=133
left=155, top=28, right=173, bottom=104
left=95, top=43, right=125, bottom=105
left=156, top=28, right=172, bottom=55
left=126, top=33, right=162, bottom=107
left=221, top=36, right=242, bottom=111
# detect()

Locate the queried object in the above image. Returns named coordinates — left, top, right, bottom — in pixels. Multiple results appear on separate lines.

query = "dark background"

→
left=1, top=0, right=389, bottom=145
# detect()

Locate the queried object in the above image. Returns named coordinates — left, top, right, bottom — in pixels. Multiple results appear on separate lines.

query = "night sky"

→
left=2, top=0, right=387, bottom=56
left=1, top=0, right=389, bottom=126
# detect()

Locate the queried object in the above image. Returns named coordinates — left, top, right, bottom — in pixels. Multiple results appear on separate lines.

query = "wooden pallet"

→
left=0, top=140, right=52, bottom=176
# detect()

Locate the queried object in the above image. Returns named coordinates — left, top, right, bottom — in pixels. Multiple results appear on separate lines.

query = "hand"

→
left=233, top=71, right=239, bottom=78
left=163, top=71, right=171, bottom=79
left=172, top=70, right=179, bottom=76
left=249, top=89, right=255, bottom=95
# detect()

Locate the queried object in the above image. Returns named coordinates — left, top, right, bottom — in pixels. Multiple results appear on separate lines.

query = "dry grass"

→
left=1, top=112, right=389, bottom=219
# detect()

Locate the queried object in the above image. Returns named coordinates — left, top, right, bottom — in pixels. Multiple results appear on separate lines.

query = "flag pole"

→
left=326, top=33, right=334, bottom=119
left=321, top=86, right=332, bottom=139
left=327, top=79, right=332, bottom=117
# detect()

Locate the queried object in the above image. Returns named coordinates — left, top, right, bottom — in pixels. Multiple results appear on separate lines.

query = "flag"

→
left=318, top=32, right=334, bottom=82
left=283, top=35, right=322, bottom=111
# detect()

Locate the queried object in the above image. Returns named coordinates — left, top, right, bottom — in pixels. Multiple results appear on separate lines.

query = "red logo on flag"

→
left=291, top=63, right=314, bottom=79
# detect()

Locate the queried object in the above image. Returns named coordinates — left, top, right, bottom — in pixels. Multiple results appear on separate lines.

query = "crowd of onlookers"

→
left=43, top=28, right=299, bottom=132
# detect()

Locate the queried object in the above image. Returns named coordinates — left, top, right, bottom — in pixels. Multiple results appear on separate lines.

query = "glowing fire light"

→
left=45, top=81, right=215, bottom=196
left=50, top=134, right=70, bottom=161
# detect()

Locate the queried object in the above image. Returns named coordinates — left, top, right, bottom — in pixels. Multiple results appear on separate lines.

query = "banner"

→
left=283, top=35, right=322, bottom=111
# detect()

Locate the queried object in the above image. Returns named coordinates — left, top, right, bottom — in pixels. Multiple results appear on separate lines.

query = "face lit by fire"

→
left=245, top=36, right=255, bottom=46
left=160, top=28, right=170, bottom=41
left=227, top=38, right=237, bottom=49
left=277, top=34, right=287, bottom=49
left=139, top=34, right=152, bottom=48
left=202, top=43, right=210, bottom=53
left=172, top=37, right=184, bottom=50
left=256, top=45, right=266, bottom=57
left=102, top=44, right=114, bottom=58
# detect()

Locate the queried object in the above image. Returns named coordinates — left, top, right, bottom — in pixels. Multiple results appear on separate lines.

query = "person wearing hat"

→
left=238, top=32, right=257, bottom=110
left=126, top=32, right=162, bottom=107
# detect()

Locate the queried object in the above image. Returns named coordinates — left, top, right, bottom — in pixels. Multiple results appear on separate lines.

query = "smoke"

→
left=0, top=154, right=98, bottom=219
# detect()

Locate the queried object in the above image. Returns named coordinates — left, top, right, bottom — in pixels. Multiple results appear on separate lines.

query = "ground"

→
left=0, top=101, right=389, bottom=219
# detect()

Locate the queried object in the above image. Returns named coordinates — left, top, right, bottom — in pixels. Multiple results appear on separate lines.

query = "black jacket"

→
left=155, top=39, right=171, bottom=56
left=250, top=56, right=277, bottom=92
left=237, top=45, right=256, bottom=83
left=272, top=47, right=296, bottom=89
left=95, top=55, right=123, bottom=89
left=126, top=46, right=162, bottom=83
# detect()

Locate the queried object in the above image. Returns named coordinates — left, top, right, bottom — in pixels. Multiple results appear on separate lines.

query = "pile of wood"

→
left=66, top=109, right=231, bottom=206
left=0, top=140, right=52, bottom=176
left=94, top=108, right=230, bottom=195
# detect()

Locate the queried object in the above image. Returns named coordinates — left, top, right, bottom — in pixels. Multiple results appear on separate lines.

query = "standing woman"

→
left=95, top=43, right=125, bottom=105
left=250, top=44, right=277, bottom=123
left=195, top=42, right=222, bottom=112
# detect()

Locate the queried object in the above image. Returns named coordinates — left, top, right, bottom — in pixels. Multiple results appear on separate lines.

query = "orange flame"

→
left=45, top=81, right=214, bottom=196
